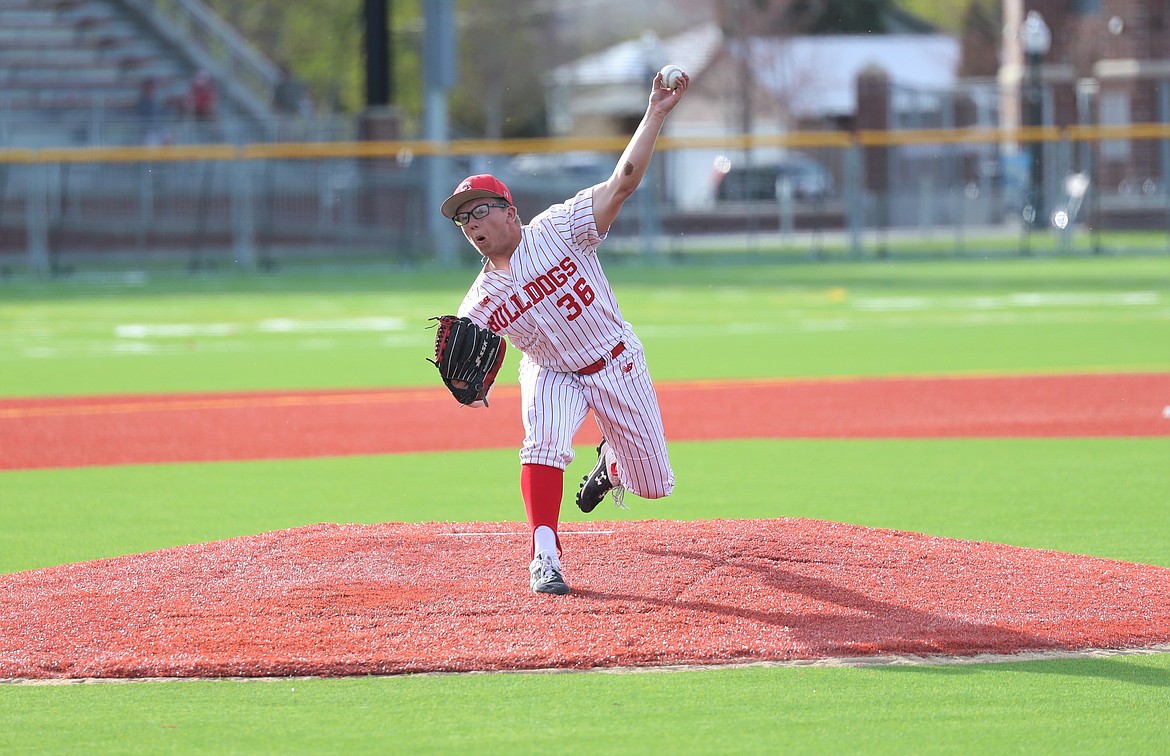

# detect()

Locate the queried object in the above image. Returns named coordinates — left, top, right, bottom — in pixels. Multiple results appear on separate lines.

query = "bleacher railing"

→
left=119, top=0, right=280, bottom=120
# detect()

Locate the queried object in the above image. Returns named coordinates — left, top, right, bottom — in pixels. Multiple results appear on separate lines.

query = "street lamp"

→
left=1022, top=10, right=1051, bottom=230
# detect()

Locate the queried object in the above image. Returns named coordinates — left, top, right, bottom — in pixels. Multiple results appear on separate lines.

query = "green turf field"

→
left=3, top=256, right=1168, bottom=396
left=2, top=255, right=1169, bottom=753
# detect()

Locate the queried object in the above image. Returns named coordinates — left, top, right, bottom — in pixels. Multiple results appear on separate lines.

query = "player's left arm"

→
left=592, top=68, right=688, bottom=234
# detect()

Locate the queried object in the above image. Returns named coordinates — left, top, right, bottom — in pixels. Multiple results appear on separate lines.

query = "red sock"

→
left=521, top=463, right=563, bottom=556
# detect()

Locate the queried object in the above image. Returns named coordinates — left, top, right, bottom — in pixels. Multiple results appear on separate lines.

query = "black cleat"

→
left=530, top=552, right=570, bottom=595
left=576, top=440, right=617, bottom=513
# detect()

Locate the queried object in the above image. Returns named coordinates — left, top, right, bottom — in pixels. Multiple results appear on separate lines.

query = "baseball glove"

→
left=427, top=315, right=506, bottom=407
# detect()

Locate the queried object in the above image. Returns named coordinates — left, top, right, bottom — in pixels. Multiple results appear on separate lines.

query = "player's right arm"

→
left=591, top=68, right=688, bottom=234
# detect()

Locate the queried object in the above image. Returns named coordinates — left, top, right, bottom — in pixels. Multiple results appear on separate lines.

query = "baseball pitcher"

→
left=429, top=66, right=689, bottom=594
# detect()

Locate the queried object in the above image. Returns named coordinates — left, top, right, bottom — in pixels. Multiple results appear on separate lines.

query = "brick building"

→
left=1000, top=0, right=1170, bottom=195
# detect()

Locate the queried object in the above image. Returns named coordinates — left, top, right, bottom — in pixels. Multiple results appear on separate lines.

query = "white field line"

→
left=91, top=291, right=1170, bottom=341
left=438, top=530, right=616, bottom=537
left=5, top=644, right=1170, bottom=685
left=6, top=292, right=1164, bottom=359
left=852, top=291, right=1159, bottom=311
left=114, top=317, right=408, bottom=339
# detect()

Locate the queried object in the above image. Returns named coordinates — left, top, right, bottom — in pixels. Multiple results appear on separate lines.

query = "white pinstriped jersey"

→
left=455, top=186, right=673, bottom=499
left=456, top=188, right=629, bottom=372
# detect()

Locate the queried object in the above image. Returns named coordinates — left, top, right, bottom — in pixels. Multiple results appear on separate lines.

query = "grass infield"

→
left=1, top=255, right=1169, bottom=753
left=5, top=657, right=1170, bottom=753
left=2, top=438, right=1169, bottom=575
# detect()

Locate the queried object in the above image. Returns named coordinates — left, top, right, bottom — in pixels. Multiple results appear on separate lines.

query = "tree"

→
left=202, top=0, right=423, bottom=121
left=201, top=0, right=557, bottom=138
left=449, top=1, right=552, bottom=138
left=958, top=0, right=1001, bottom=77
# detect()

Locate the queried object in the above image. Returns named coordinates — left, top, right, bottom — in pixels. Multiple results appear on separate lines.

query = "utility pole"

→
left=364, top=0, right=391, bottom=107
left=424, top=0, right=456, bottom=262
left=1021, top=10, right=1050, bottom=232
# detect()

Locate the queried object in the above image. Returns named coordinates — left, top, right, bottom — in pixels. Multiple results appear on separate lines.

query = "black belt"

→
left=575, top=342, right=625, bottom=375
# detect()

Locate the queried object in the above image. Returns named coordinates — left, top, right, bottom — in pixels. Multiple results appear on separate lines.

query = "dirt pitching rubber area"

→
left=3, top=518, right=1170, bottom=680
left=1, top=372, right=1168, bottom=679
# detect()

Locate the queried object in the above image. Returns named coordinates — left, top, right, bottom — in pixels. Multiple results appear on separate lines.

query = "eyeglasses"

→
left=452, top=201, right=508, bottom=227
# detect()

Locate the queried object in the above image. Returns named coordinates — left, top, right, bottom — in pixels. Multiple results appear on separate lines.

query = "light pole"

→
left=1022, top=10, right=1051, bottom=230
left=638, top=31, right=664, bottom=256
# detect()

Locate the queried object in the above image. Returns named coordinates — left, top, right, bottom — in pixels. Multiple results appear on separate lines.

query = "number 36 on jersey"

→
left=486, top=256, right=595, bottom=331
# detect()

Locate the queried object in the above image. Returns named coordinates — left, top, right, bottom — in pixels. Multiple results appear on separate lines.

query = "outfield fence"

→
left=1, top=123, right=1168, bottom=276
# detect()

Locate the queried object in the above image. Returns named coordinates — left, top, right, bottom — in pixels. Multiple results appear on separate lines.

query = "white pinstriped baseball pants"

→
left=518, top=343, right=673, bottom=499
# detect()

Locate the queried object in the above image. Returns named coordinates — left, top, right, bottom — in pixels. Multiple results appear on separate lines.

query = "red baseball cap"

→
left=440, top=174, right=514, bottom=219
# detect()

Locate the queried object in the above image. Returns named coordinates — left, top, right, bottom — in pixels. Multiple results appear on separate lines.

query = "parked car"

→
left=504, top=151, right=614, bottom=186
left=713, top=153, right=834, bottom=202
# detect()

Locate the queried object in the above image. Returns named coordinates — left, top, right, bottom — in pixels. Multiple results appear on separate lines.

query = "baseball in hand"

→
left=659, top=64, right=684, bottom=90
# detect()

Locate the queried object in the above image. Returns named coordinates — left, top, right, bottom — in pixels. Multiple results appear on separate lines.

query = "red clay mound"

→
left=2, top=372, right=1167, bottom=471
left=3, top=519, right=1169, bottom=679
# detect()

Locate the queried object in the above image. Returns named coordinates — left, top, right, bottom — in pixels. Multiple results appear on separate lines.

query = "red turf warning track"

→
left=2, top=519, right=1169, bottom=679
left=2, top=372, right=1167, bottom=470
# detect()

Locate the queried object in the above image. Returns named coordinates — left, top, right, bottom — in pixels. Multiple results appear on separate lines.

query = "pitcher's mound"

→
left=3, top=519, right=1169, bottom=679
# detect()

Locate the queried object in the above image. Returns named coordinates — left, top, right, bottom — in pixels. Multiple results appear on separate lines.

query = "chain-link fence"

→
left=2, top=124, right=1168, bottom=277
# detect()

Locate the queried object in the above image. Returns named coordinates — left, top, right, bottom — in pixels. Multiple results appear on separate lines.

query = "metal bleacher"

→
left=0, top=0, right=278, bottom=147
